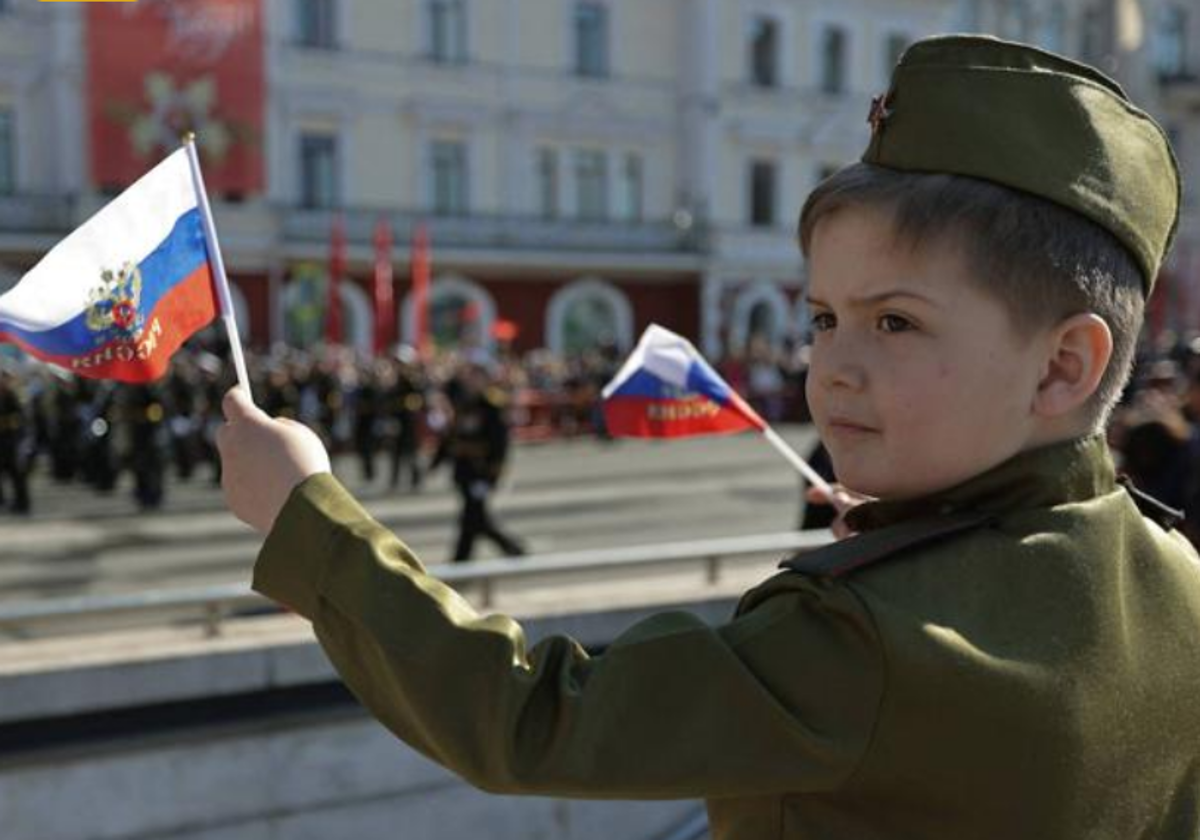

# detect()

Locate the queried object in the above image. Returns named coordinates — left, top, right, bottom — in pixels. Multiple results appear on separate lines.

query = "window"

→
left=431, top=140, right=468, bottom=216
left=616, top=153, right=643, bottom=222
left=299, top=134, right=338, bottom=209
left=748, top=301, right=777, bottom=345
left=536, top=147, right=559, bottom=219
left=296, top=0, right=336, bottom=49
left=749, top=17, right=779, bottom=88
left=820, top=26, right=848, bottom=95
left=562, top=294, right=619, bottom=354
left=1154, top=5, right=1189, bottom=79
left=575, top=150, right=608, bottom=221
left=575, top=2, right=609, bottom=78
left=749, top=160, right=776, bottom=228
left=0, top=110, right=14, bottom=196
left=430, top=294, right=475, bottom=347
left=884, top=33, right=908, bottom=79
left=428, top=0, right=467, bottom=64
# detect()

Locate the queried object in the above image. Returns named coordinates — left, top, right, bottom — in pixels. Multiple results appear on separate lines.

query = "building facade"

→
left=0, top=0, right=1195, bottom=359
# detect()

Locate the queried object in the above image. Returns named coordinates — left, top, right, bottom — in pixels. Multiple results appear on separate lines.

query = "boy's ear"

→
left=1033, top=314, right=1114, bottom=419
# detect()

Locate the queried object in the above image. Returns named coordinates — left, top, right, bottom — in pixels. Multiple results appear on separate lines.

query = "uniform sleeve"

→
left=253, top=473, right=885, bottom=800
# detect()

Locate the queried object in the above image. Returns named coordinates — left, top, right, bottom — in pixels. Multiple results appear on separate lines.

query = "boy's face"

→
left=805, top=205, right=1048, bottom=499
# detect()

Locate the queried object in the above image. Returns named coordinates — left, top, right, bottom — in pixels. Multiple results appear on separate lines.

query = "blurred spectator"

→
left=0, top=368, right=32, bottom=514
left=746, top=337, right=785, bottom=423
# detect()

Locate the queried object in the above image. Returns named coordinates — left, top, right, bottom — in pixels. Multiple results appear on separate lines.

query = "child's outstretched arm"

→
left=218, top=387, right=885, bottom=800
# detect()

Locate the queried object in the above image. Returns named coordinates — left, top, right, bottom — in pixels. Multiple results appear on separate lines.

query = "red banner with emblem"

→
left=88, top=0, right=264, bottom=195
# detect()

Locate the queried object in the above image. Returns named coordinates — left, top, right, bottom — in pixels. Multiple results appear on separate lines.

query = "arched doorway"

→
left=545, top=277, right=633, bottom=355
left=283, top=268, right=374, bottom=355
left=729, top=279, right=789, bottom=353
left=401, top=274, right=496, bottom=351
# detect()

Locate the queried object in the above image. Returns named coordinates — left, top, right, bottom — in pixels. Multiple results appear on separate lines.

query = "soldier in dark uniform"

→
left=0, top=368, right=32, bottom=514
left=261, top=362, right=300, bottom=421
left=387, top=349, right=425, bottom=491
left=352, top=362, right=382, bottom=483
left=165, top=364, right=203, bottom=481
left=125, top=383, right=169, bottom=510
left=312, top=357, right=346, bottom=450
left=48, top=377, right=84, bottom=482
left=79, top=380, right=119, bottom=492
left=430, top=359, right=525, bottom=561
left=195, top=353, right=226, bottom=485
left=219, top=38, right=1200, bottom=839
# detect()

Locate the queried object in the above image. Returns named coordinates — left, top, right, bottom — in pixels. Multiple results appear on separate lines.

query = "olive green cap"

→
left=863, top=35, right=1181, bottom=294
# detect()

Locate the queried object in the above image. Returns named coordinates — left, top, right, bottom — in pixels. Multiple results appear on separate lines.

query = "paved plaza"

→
left=0, top=425, right=821, bottom=608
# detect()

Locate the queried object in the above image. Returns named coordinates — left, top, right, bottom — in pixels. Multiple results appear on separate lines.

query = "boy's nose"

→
left=812, top=343, right=866, bottom=393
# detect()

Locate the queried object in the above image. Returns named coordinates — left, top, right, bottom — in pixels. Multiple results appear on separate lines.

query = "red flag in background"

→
left=326, top=212, right=345, bottom=345
left=411, top=223, right=431, bottom=356
left=373, top=217, right=394, bottom=356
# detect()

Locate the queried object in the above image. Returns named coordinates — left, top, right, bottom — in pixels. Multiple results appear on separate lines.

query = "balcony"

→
left=281, top=207, right=709, bottom=256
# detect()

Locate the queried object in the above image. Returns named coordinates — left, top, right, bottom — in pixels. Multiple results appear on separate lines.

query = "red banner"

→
left=88, top=0, right=264, bottom=195
left=373, top=218, right=395, bottom=356
left=412, top=224, right=431, bottom=357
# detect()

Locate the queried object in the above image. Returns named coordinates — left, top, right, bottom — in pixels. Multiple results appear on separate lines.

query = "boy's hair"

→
left=798, top=163, right=1144, bottom=430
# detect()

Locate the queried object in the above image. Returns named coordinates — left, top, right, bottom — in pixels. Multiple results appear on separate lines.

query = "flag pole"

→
left=181, top=134, right=253, bottom=401
left=761, top=425, right=833, bottom=497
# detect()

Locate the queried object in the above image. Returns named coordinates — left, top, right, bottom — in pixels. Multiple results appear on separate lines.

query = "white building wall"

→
left=0, top=0, right=1195, bottom=349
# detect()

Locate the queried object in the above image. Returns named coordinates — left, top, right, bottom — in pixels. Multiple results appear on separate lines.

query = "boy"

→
left=218, top=36, right=1200, bottom=839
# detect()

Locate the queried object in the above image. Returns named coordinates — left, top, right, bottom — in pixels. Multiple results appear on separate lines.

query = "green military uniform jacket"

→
left=254, top=436, right=1200, bottom=839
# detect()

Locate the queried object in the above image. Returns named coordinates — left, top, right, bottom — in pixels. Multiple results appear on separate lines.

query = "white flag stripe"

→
left=600, top=323, right=696, bottom=398
left=641, top=337, right=692, bottom=388
left=0, top=149, right=196, bottom=332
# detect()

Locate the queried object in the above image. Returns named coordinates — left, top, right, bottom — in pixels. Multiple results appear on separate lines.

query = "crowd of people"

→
left=0, top=340, right=624, bottom=523
left=1105, top=336, right=1200, bottom=548
left=5, top=333, right=1200, bottom=549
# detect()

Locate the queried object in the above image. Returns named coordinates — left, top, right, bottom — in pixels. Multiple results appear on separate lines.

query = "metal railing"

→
left=0, top=530, right=832, bottom=639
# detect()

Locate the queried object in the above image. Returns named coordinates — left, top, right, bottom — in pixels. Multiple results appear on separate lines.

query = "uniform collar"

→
left=843, top=435, right=1115, bottom=533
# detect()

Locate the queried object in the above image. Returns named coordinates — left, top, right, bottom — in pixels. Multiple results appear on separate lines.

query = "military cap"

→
left=863, top=35, right=1181, bottom=294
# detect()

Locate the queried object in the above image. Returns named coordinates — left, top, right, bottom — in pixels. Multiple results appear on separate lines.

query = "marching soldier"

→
left=387, top=349, right=426, bottom=492
left=352, top=362, right=383, bottom=483
left=125, top=383, right=169, bottom=510
left=430, top=358, right=525, bottom=561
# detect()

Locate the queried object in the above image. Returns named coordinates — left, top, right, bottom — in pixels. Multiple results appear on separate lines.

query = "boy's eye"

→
left=877, top=314, right=914, bottom=333
left=810, top=312, right=836, bottom=332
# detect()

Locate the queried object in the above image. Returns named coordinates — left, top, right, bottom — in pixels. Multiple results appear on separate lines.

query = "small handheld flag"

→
left=602, top=323, right=766, bottom=438
left=0, top=148, right=217, bottom=383
left=602, top=324, right=832, bottom=495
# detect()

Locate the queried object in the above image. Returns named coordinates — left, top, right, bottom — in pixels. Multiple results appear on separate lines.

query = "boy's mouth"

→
left=825, top=416, right=880, bottom=437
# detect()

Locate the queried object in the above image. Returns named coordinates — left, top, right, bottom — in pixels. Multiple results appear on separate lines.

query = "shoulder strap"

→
left=1116, top=474, right=1184, bottom=531
left=780, top=510, right=996, bottom=579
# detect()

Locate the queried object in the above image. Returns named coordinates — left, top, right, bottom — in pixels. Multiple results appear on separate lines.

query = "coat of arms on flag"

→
left=0, top=146, right=222, bottom=383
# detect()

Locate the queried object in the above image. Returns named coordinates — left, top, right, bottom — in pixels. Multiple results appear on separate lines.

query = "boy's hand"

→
left=806, top=484, right=872, bottom=540
left=217, top=387, right=332, bottom=534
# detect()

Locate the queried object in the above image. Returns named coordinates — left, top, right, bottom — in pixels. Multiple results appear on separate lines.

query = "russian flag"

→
left=602, top=324, right=767, bottom=438
left=0, top=148, right=218, bottom=382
